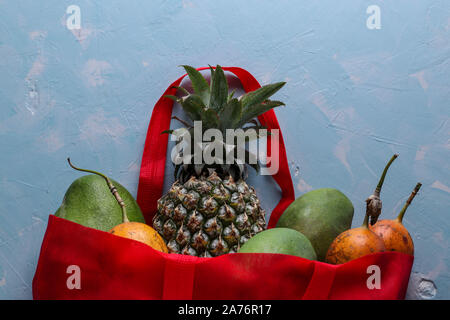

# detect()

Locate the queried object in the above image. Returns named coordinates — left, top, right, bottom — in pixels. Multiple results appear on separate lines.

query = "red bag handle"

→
left=137, top=66, right=295, bottom=228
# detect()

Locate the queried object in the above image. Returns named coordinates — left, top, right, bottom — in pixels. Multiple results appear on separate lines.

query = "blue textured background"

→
left=0, top=0, right=449, bottom=299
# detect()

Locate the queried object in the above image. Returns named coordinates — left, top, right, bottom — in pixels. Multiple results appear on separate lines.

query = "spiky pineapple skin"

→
left=152, top=172, right=266, bottom=257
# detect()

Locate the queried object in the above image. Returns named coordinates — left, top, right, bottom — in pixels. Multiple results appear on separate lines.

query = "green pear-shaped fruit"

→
left=276, top=188, right=354, bottom=261
left=238, top=228, right=317, bottom=260
left=55, top=160, right=145, bottom=231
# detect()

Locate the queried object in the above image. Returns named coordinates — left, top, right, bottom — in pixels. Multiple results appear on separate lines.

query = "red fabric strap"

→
left=137, top=66, right=295, bottom=227
left=163, top=254, right=199, bottom=300
left=302, top=262, right=336, bottom=300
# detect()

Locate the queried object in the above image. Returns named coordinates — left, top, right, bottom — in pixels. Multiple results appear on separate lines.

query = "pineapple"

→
left=153, top=65, right=286, bottom=257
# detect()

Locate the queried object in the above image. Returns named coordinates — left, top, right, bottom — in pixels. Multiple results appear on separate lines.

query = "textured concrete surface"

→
left=0, top=0, right=449, bottom=299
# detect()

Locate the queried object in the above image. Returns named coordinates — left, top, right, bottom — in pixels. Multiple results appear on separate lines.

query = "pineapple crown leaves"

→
left=163, top=65, right=286, bottom=182
left=164, top=65, right=286, bottom=132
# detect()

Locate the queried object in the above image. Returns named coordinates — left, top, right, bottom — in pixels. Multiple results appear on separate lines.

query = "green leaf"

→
left=228, top=89, right=236, bottom=102
left=181, top=65, right=210, bottom=105
left=209, top=65, right=215, bottom=79
left=209, top=65, right=228, bottom=112
left=173, top=85, right=190, bottom=96
left=180, top=94, right=205, bottom=121
left=218, top=98, right=242, bottom=131
left=238, top=100, right=285, bottom=127
left=240, top=82, right=286, bottom=109
left=201, top=108, right=220, bottom=129
left=164, top=95, right=180, bottom=102
left=165, top=127, right=190, bottom=139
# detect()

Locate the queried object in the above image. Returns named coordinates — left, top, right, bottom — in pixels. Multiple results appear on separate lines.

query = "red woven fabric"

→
left=33, top=216, right=413, bottom=300
left=32, top=66, right=413, bottom=300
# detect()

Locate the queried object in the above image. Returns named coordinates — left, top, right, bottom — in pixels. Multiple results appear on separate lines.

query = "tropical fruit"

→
left=152, top=65, right=286, bottom=257
left=155, top=172, right=268, bottom=257
left=370, top=182, right=421, bottom=255
left=238, top=228, right=317, bottom=260
left=324, top=154, right=402, bottom=264
left=55, top=160, right=145, bottom=231
left=325, top=211, right=386, bottom=264
left=64, top=158, right=168, bottom=253
left=276, top=188, right=354, bottom=261
left=110, top=222, right=168, bottom=253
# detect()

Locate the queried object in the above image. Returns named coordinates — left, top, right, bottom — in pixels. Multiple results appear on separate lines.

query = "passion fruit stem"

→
left=366, top=153, right=399, bottom=225
left=397, top=182, right=422, bottom=223
left=67, top=158, right=129, bottom=223
left=375, top=154, right=399, bottom=196
left=361, top=211, right=371, bottom=228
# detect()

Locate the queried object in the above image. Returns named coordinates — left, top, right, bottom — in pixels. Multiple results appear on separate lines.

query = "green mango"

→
left=276, top=188, right=354, bottom=261
left=55, top=174, right=145, bottom=231
left=238, top=228, right=317, bottom=260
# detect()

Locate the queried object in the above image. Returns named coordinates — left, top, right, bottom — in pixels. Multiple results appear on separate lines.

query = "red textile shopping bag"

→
left=32, top=67, right=414, bottom=300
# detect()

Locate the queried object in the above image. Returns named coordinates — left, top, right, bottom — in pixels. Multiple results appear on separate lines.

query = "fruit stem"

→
left=375, top=154, right=399, bottom=196
left=397, top=182, right=422, bottom=223
left=362, top=212, right=370, bottom=229
left=67, top=158, right=129, bottom=223
left=366, top=153, right=399, bottom=225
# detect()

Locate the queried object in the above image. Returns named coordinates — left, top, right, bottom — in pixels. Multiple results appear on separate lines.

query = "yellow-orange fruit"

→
left=325, top=226, right=385, bottom=265
left=109, top=222, right=168, bottom=253
left=370, top=183, right=422, bottom=256
left=370, top=219, right=414, bottom=255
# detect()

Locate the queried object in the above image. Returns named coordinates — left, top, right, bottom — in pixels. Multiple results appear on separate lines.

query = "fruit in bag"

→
left=55, top=160, right=145, bottom=231
left=238, top=228, right=317, bottom=260
left=63, top=158, right=168, bottom=252
left=324, top=154, right=400, bottom=264
left=276, top=188, right=354, bottom=261
left=110, top=222, right=168, bottom=253
left=325, top=210, right=385, bottom=264
left=370, top=182, right=421, bottom=255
